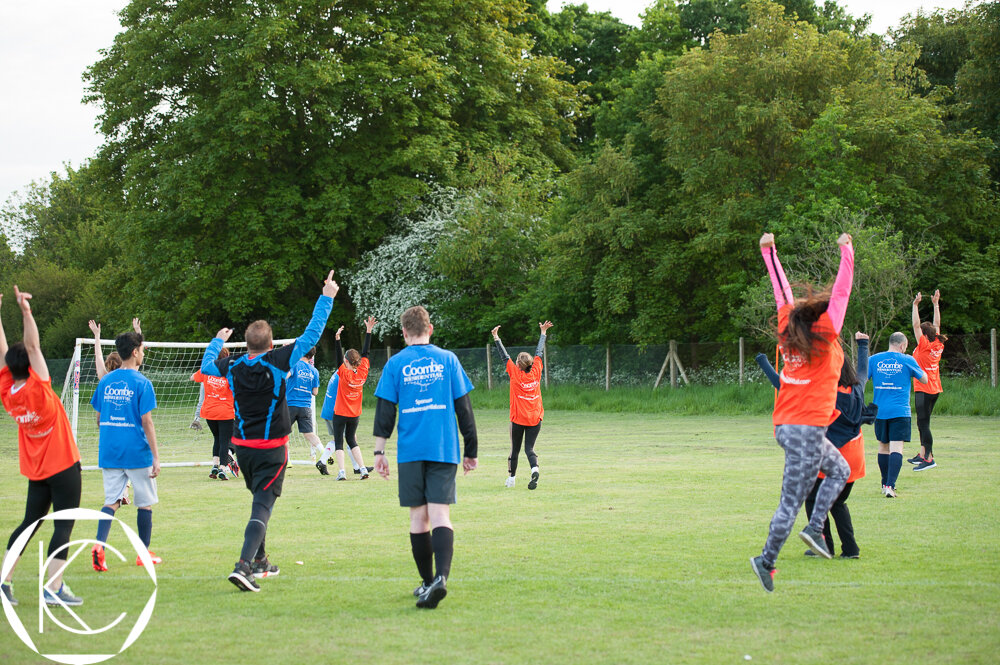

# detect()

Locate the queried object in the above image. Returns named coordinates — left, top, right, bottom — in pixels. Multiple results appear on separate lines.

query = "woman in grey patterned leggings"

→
left=750, top=232, right=854, bottom=593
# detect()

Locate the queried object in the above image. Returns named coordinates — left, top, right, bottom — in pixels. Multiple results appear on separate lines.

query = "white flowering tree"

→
left=347, top=187, right=469, bottom=338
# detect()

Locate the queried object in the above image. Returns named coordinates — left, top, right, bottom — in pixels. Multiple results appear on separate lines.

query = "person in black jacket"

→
left=756, top=331, right=875, bottom=559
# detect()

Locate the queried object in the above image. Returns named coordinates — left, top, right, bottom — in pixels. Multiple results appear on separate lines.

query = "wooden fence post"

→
left=670, top=340, right=678, bottom=389
left=386, top=345, right=392, bottom=360
left=486, top=343, right=492, bottom=391
left=739, top=337, right=744, bottom=386
left=992, top=328, right=997, bottom=389
left=605, top=344, right=611, bottom=391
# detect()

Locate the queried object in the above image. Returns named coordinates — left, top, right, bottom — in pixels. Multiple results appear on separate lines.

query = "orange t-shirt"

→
left=818, top=431, right=866, bottom=484
left=334, top=357, right=370, bottom=418
left=506, top=358, right=544, bottom=426
left=191, top=371, right=235, bottom=420
left=0, top=367, right=80, bottom=481
left=772, top=305, right=844, bottom=427
left=912, top=335, right=944, bottom=394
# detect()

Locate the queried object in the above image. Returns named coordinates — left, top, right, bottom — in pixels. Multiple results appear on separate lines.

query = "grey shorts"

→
left=287, top=405, right=315, bottom=434
left=102, top=467, right=158, bottom=507
left=397, top=461, right=457, bottom=507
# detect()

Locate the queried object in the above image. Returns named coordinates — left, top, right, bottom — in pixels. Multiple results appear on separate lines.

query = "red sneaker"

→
left=136, top=551, right=162, bottom=566
left=92, top=544, right=108, bottom=572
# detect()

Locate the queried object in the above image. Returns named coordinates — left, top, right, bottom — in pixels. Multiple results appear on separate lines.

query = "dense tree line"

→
left=1, top=0, right=997, bottom=357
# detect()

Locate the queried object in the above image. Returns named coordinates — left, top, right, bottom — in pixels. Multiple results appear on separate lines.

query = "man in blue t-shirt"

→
left=285, top=347, right=326, bottom=474
left=867, top=331, right=927, bottom=497
left=89, top=330, right=161, bottom=571
left=373, top=305, right=477, bottom=609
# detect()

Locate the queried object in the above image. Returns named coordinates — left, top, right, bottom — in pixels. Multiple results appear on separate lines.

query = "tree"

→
left=678, top=0, right=866, bottom=45
left=954, top=1, right=1000, bottom=181
left=84, top=0, right=580, bottom=338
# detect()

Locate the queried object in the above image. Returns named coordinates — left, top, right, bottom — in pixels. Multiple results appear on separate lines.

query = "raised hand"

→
left=759, top=232, right=775, bottom=248
left=13, top=285, right=31, bottom=313
left=539, top=320, right=553, bottom=334
left=322, top=270, right=339, bottom=299
left=855, top=331, right=869, bottom=341
left=89, top=320, right=101, bottom=338
left=365, top=316, right=378, bottom=333
left=216, top=327, right=233, bottom=342
left=132, top=318, right=142, bottom=334
left=490, top=325, right=501, bottom=340
left=335, top=325, right=345, bottom=340
left=913, top=292, right=922, bottom=305
left=932, top=289, right=940, bottom=305
left=837, top=232, right=852, bottom=247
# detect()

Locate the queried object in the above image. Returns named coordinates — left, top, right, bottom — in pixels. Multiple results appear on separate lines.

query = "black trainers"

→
left=217, top=469, right=228, bottom=481
left=315, top=461, right=330, bottom=476
left=839, top=552, right=860, bottom=559
left=799, top=525, right=833, bottom=559
left=913, top=458, right=937, bottom=471
left=907, top=454, right=925, bottom=465
left=413, top=581, right=430, bottom=597
left=228, top=561, right=260, bottom=592
left=1, top=582, right=17, bottom=607
left=750, top=556, right=775, bottom=593
left=209, top=466, right=219, bottom=479
left=528, top=469, right=539, bottom=490
left=251, top=557, right=280, bottom=579
left=416, top=575, right=447, bottom=609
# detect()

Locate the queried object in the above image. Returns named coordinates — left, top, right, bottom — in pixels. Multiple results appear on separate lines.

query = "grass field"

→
left=1, top=409, right=998, bottom=665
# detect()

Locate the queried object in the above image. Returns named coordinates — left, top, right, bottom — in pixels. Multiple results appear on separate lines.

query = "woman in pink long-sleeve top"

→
left=750, top=232, right=854, bottom=593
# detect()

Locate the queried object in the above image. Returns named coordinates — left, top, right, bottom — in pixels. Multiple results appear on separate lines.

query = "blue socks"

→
left=96, top=506, right=116, bottom=543
left=136, top=508, right=152, bottom=548
left=888, top=453, right=903, bottom=488
left=877, top=453, right=889, bottom=486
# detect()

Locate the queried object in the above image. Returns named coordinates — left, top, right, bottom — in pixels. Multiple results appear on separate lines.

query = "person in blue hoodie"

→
left=756, top=331, right=875, bottom=559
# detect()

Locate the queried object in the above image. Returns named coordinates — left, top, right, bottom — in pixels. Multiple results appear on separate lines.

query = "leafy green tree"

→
left=954, top=1, right=1000, bottom=180
left=84, top=0, right=579, bottom=338
left=678, top=0, right=865, bottom=45
left=890, top=4, right=975, bottom=93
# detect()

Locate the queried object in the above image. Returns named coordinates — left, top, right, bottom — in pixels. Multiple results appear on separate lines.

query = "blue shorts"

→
left=874, top=417, right=911, bottom=444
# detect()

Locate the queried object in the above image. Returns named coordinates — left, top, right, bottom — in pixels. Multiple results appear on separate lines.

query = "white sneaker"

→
left=504, top=476, right=516, bottom=488
left=336, top=470, right=347, bottom=481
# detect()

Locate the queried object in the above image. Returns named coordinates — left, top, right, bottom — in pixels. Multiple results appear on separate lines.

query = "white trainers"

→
left=336, top=470, right=347, bottom=481
left=504, top=476, right=516, bottom=488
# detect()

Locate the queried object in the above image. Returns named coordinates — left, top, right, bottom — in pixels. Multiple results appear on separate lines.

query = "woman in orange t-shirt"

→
left=750, top=233, right=854, bottom=593
left=191, top=347, right=238, bottom=480
left=910, top=290, right=945, bottom=470
left=327, top=316, right=376, bottom=480
left=2, top=288, right=83, bottom=607
left=491, top=321, right=552, bottom=491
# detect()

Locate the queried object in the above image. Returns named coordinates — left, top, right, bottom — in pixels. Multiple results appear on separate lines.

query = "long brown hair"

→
left=779, top=286, right=831, bottom=363
left=920, top=322, right=947, bottom=343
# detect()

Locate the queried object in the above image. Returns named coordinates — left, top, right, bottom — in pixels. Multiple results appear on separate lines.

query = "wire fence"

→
left=312, top=331, right=998, bottom=390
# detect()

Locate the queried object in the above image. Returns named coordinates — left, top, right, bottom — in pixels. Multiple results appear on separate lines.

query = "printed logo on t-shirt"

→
left=104, top=382, right=136, bottom=409
left=876, top=360, right=904, bottom=377
left=14, top=409, right=39, bottom=426
left=402, top=358, right=445, bottom=392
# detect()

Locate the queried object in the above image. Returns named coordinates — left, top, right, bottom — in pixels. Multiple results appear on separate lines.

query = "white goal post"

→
left=62, top=338, right=318, bottom=469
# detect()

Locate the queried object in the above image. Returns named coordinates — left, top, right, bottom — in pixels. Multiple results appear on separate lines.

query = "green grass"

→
left=1, top=411, right=999, bottom=664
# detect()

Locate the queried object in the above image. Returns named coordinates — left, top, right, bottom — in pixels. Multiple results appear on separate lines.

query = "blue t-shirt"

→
left=320, top=373, right=340, bottom=421
left=868, top=351, right=926, bottom=419
left=90, top=368, right=157, bottom=468
left=286, top=360, right=320, bottom=408
left=374, top=344, right=474, bottom=464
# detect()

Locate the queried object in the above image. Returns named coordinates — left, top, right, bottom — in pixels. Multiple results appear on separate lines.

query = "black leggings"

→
left=508, top=422, right=541, bottom=477
left=207, top=419, right=234, bottom=464
left=331, top=414, right=360, bottom=450
left=804, top=478, right=857, bottom=557
left=6, top=462, right=82, bottom=560
left=915, top=392, right=939, bottom=455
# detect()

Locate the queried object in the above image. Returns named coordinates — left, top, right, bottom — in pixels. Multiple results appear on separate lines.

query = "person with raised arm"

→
left=909, top=290, right=945, bottom=471
left=323, top=317, right=377, bottom=481
left=88, top=317, right=141, bottom=380
left=1, top=287, right=84, bottom=607
left=201, top=271, right=337, bottom=592
left=491, top=321, right=552, bottom=490
left=749, top=232, right=853, bottom=593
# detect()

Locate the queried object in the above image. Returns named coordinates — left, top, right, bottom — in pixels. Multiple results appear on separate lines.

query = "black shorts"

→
left=234, top=444, right=288, bottom=497
left=287, top=405, right=315, bottom=434
left=874, top=417, right=911, bottom=444
left=397, top=461, right=457, bottom=507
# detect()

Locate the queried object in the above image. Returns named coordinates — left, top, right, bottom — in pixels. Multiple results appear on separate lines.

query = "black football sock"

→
left=410, top=531, right=434, bottom=584
left=431, top=527, right=454, bottom=581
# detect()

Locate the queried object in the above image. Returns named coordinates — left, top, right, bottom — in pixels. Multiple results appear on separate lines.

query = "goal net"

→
left=62, top=338, right=318, bottom=469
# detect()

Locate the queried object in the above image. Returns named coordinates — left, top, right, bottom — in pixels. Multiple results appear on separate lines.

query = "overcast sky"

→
left=0, top=0, right=976, bottom=209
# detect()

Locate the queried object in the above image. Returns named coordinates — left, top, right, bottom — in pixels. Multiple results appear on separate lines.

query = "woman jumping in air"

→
left=750, top=232, right=853, bottom=593
left=491, top=321, right=552, bottom=490
left=909, top=290, right=945, bottom=471
left=325, top=317, right=376, bottom=481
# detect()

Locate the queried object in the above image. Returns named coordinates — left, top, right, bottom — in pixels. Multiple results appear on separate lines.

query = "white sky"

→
left=0, top=0, right=977, bottom=210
